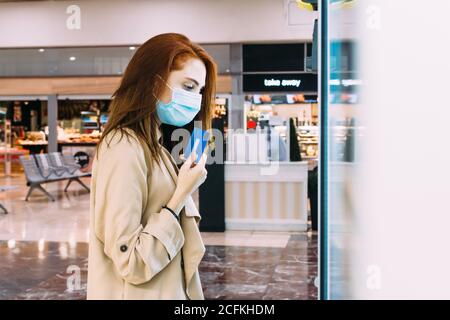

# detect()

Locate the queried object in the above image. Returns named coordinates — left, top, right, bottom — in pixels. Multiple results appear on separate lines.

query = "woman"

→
left=87, top=33, right=217, bottom=300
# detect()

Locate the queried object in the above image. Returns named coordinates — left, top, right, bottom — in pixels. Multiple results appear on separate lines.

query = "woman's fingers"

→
left=182, top=140, right=198, bottom=168
left=196, top=153, right=207, bottom=169
left=190, top=140, right=199, bottom=161
left=183, top=139, right=199, bottom=167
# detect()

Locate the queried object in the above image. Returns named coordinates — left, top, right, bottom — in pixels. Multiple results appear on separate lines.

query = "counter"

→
left=57, top=141, right=98, bottom=152
left=224, top=161, right=309, bottom=231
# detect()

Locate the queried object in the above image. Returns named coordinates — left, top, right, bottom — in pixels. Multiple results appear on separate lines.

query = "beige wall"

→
left=225, top=181, right=305, bottom=221
left=0, top=0, right=317, bottom=48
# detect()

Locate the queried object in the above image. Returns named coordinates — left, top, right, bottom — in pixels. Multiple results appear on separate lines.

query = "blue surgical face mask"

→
left=156, top=81, right=202, bottom=127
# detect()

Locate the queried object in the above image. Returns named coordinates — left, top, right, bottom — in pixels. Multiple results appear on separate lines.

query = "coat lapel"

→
left=159, top=146, right=206, bottom=299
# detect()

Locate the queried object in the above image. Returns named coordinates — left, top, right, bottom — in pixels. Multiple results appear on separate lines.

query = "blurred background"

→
left=325, top=0, right=450, bottom=299
left=1, top=0, right=450, bottom=300
left=0, top=0, right=320, bottom=300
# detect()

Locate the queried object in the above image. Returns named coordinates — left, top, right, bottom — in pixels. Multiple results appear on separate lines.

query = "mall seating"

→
left=48, top=152, right=83, bottom=175
left=19, top=153, right=91, bottom=202
left=34, top=153, right=66, bottom=178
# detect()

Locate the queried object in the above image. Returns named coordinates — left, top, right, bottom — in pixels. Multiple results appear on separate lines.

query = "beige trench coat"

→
left=87, top=128, right=205, bottom=300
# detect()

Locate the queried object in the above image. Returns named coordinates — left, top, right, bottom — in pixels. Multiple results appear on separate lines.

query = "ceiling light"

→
left=129, top=46, right=136, bottom=51
left=69, top=56, right=76, bottom=61
left=38, top=48, right=45, bottom=53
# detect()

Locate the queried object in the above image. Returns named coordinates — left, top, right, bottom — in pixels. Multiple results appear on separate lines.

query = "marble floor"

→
left=0, top=174, right=318, bottom=300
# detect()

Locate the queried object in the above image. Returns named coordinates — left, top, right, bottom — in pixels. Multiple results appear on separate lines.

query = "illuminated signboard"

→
left=243, top=73, right=318, bottom=93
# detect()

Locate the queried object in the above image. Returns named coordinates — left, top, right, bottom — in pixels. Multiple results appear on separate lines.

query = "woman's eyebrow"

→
left=185, top=77, right=200, bottom=87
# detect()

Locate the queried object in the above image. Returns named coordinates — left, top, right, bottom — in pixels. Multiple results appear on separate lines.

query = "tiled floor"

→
left=0, top=174, right=318, bottom=300
left=0, top=175, right=91, bottom=243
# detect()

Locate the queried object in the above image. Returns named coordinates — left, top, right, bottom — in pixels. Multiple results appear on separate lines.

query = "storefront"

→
left=224, top=43, right=318, bottom=231
left=0, top=43, right=233, bottom=174
left=1, top=96, right=110, bottom=173
left=0, top=42, right=318, bottom=232
left=0, top=97, right=47, bottom=174
left=0, top=0, right=324, bottom=302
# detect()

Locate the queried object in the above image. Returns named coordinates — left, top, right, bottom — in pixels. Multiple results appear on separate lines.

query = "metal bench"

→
left=34, top=153, right=66, bottom=178
left=47, top=152, right=83, bottom=175
left=19, top=153, right=91, bottom=202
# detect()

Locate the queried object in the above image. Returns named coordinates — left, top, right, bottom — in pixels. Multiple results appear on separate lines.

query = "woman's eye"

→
left=183, top=83, right=195, bottom=91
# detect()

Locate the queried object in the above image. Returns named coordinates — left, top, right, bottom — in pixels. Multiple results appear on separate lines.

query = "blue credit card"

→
left=185, top=127, right=210, bottom=163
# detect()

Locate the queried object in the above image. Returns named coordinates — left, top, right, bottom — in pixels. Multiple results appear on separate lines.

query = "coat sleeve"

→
left=93, top=134, right=184, bottom=285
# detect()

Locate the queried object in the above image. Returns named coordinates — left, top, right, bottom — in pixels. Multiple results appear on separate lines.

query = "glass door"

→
left=321, top=0, right=450, bottom=299
left=319, top=0, right=361, bottom=299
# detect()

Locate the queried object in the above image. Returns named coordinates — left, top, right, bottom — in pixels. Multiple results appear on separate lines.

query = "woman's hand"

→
left=166, top=142, right=207, bottom=215
left=176, top=141, right=208, bottom=196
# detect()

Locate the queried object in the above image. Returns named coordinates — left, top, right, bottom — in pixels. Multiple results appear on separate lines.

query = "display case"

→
left=80, top=110, right=100, bottom=133
left=297, top=125, right=319, bottom=160
left=99, top=112, right=109, bottom=131
left=241, top=94, right=319, bottom=163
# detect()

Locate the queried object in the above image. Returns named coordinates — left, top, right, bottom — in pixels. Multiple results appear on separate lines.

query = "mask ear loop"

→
left=154, top=74, right=174, bottom=102
left=156, top=74, right=174, bottom=91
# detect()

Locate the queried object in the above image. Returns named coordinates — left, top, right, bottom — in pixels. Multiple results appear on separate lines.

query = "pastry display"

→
left=18, top=131, right=47, bottom=145
left=63, top=131, right=101, bottom=143
left=19, top=130, right=101, bottom=145
left=213, top=98, right=227, bottom=119
left=298, top=127, right=319, bottom=158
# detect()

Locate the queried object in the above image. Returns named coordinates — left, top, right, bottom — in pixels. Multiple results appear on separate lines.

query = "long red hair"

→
left=97, top=33, right=217, bottom=165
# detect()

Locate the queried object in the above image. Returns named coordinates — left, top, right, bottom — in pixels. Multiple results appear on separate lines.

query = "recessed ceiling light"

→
left=129, top=46, right=136, bottom=51
left=38, top=48, right=45, bottom=53
left=69, top=56, right=76, bottom=61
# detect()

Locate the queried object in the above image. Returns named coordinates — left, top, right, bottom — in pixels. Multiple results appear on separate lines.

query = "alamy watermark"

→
left=168, top=121, right=282, bottom=176
left=66, top=4, right=81, bottom=30
left=66, top=265, right=81, bottom=292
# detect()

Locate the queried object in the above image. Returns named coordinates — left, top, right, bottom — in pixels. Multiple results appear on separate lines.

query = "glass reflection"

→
left=326, top=0, right=361, bottom=299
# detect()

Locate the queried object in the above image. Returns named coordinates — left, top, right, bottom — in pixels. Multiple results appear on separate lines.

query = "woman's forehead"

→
left=170, top=58, right=206, bottom=87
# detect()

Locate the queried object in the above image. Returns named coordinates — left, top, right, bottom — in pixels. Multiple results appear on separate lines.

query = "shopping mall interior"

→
left=0, top=0, right=321, bottom=300
left=3, top=0, right=450, bottom=302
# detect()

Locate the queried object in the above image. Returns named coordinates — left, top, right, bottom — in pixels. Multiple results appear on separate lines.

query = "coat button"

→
left=120, top=245, right=128, bottom=252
